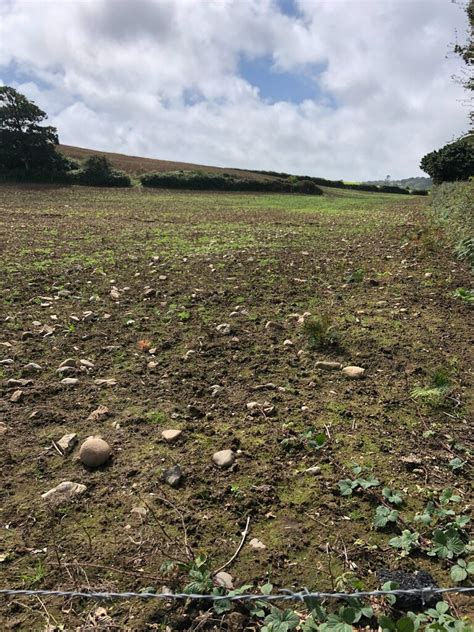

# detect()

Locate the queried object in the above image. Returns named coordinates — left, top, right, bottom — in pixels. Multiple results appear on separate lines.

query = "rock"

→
left=22, top=362, right=42, bottom=372
left=283, top=339, right=294, bottom=347
left=21, top=331, right=34, bottom=340
left=57, top=433, right=78, bottom=455
left=0, top=422, right=8, bottom=435
left=42, top=481, right=87, bottom=504
left=79, top=436, right=112, bottom=467
left=0, top=358, right=14, bottom=365
left=265, top=320, right=284, bottom=334
left=10, top=390, right=23, bottom=402
left=162, top=464, right=183, bottom=487
left=304, top=466, right=321, bottom=475
left=94, top=378, right=117, bottom=386
left=59, top=358, right=76, bottom=368
left=341, top=366, right=365, bottom=379
left=110, top=288, right=120, bottom=299
left=143, top=288, right=156, bottom=297
left=184, top=349, right=196, bottom=360
left=214, top=571, right=234, bottom=589
left=57, top=289, right=71, bottom=297
left=401, top=454, right=423, bottom=469
left=80, top=359, right=95, bottom=368
left=86, top=405, right=110, bottom=422
left=210, top=385, right=222, bottom=397
left=7, top=378, right=33, bottom=387
left=212, top=449, right=235, bottom=468
left=249, top=538, right=266, bottom=550
left=56, top=366, right=76, bottom=375
left=61, top=377, right=79, bottom=385
left=315, top=361, right=342, bottom=371
left=216, top=323, right=231, bottom=335
left=162, top=429, right=182, bottom=442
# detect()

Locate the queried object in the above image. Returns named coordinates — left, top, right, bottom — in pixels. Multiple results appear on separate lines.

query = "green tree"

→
left=0, top=85, right=67, bottom=176
left=420, top=137, right=474, bottom=183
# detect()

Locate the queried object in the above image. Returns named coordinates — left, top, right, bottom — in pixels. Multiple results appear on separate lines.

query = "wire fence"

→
left=1, top=585, right=473, bottom=602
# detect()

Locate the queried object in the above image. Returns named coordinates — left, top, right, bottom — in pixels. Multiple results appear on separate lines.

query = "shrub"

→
left=421, top=137, right=474, bottom=184
left=75, top=155, right=131, bottom=187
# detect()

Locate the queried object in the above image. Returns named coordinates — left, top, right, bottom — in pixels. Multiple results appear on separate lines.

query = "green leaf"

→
left=320, top=615, right=353, bottom=632
left=439, top=488, right=461, bottom=504
left=374, top=505, right=399, bottom=529
left=383, top=487, right=404, bottom=505
left=450, top=564, right=468, bottom=582
left=396, top=617, right=415, bottom=632
left=435, top=601, right=450, bottom=615
left=358, top=474, right=380, bottom=489
left=213, top=598, right=232, bottom=614
left=338, top=479, right=356, bottom=496
left=378, top=615, right=397, bottom=631
left=389, top=530, right=419, bottom=555
left=260, top=582, right=273, bottom=595
left=340, top=607, right=357, bottom=624
left=448, top=457, right=466, bottom=471
left=429, top=528, right=466, bottom=559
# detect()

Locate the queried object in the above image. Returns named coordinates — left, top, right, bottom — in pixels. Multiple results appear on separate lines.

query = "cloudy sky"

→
left=0, top=0, right=470, bottom=180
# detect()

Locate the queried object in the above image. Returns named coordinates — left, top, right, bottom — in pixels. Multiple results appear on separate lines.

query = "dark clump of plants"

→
left=74, top=155, right=131, bottom=187
left=140, top=170, right=323, bottom=195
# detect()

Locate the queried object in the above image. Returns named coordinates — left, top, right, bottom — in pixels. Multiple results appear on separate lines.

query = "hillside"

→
left=365, top=176, right=432, bottom=190
left=59, top=144, right=274, bottom=181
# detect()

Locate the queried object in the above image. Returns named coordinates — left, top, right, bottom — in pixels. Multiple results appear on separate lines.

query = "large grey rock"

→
left=79, top=436, right=112, bottom=467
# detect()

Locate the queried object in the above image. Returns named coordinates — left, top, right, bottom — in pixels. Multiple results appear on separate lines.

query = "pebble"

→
left=59, top=358, right=76, bottom=368
left=161, top=429, right=182, bottom=442
left=94, top=378, right=117, bottom=386
left=7, top=378, right=32, bottom=387
left=57, top=433, right=78, bottom=455
left=10, top=390, right=23, bottom=402
left=79, top=436, right=112, bottom=467
left=249, top=538, right=266, bottom=550
left=0, top=422, right=8, bottom=435
left=80, top=359, right=95, bottom=368
left=61, top=377, right=79, bottom=385
left=341, top=366, right=365, bottom=379
left=315, top=361, right=342, bottom=371
left=265, top=320, right=284, bottom=333
left=283, top=339, right=294, bottom=346
left=56, top=366, right=76, bottom=375
left=212, top=449, right=235, bottom=468
left=216, top=323, right=231, bottom=335
left=304, top=466, right=321, bottom=475
left=41, top=481, right=87, bottom=504
left=162, top=464, right=183, bottom=487
left=86, top=405, right=109, bottom=422
left=0, top=358, right=14, bottom=365
left=110, top=288, right=120, bottom=299
left=214, top=571, right=234, bottom=589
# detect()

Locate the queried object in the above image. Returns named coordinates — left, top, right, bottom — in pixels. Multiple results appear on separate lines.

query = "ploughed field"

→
left=0, top=184, right=472, bottom=629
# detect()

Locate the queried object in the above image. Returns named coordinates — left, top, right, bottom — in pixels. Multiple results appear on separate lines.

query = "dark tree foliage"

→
left=420, top=137, right=474, bottom=184
left=0, top=85, right=68, bottom=176
left=453, top=0, right=474, bottom=109
left=77, top=155, right=131, bottom=187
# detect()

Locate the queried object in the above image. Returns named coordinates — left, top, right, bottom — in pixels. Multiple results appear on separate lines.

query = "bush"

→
left=140, top=171, right=323, bottom=195
left=411, top=189, right=429, bottom=196
left=421, top=137, right=474, bottom=184
left=75, top=155, right=131, bottom=187
left=430, top=179, right=474, bottom=267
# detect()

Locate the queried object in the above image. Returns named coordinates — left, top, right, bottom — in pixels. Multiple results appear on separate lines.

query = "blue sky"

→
left=0, top=0, right=469, bottom=180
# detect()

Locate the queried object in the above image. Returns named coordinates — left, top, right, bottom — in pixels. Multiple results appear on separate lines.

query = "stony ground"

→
left=0, top=183, right=472, bottom=630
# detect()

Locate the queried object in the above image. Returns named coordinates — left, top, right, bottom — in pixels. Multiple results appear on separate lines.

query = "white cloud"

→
left=0, top=0, right=469, bottom=179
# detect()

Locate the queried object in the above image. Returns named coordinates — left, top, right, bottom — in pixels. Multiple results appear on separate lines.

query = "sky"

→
left=0, top=0, right=470, bottom=181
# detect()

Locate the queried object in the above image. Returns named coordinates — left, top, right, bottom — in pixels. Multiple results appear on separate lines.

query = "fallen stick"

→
left=212, top=517, right=251, bottom=575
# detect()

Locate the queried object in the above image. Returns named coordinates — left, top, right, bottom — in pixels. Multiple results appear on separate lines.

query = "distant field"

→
left=0, top=184, right=472, bottom=629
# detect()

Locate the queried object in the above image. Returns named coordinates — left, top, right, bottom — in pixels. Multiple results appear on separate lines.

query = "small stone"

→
left=61, top=377, right=79, bottom=385
left=304, top=466, right=321, bottom=475
left=162, top=464, right=183, bottom=487
left=41, top=481, right=87, bottom=504
left=216, top=323, right=231, bottom=335
left=143, top=288, right=156, bottom=297
left=56, top=366, right=76, bottom=375
left=210, top=385, right=222, bottom=397
left=0, top=422, right=8, bottom=435
left=162, top=429, right=182, bottom=442
left=265, top=320, right=284, bottom=334
left=79, top=436, right=112, bottom=467
left=342, top=366, right=365, bottom=379
left=57, top=289, right=71, bottom=297
left=82, top=311, right=95, bottom=321
left=59, top=358, right=76, bottom=368
left=0, top=358, right=14, bottom=365
left=86, top=405, right=109, bottom=422
left=283, top=339, right=294, bottom=346
left=10, top=390, right=23, bottom=402
left=21, top=331, right=34, bottom=340
left=80, top=359, right=95, bottom=368
left=315, top=360, right=342, bottom=371
left=184, top=349, right=196, bottom=360
left=212, top=449, right=235, bottom=468
left=249, top=538, right=266, bottom=550
left=401, top=454, right=423, bottom=469
left=57, top=433, right=78, bottom=455
left=7, top=378, right=33, bottom=387
left=214, top=571, right=234, bottom=589
left=131, top=506, right=148, bottom=519
left=110, top=288, right=120, bottom=299
left=94, top=378, right=117, bottom=386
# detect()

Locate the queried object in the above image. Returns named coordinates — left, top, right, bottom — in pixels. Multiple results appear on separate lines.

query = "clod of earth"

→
left=41, top=481, right=87, bottom=504
left=86, top=405, right=110, bottom=422
left=162, top=464, right=183, bottom=487
left=161, top=429, right=182, bottom=442
left=315, top=360, right=342, bottom=371
left=212, top=449, right=235, bottom=468
left=341, top=366, right=365, bottom=379
left=57, top=433, right=78, bottom=455
left=79, top=436, right=112, bottom=467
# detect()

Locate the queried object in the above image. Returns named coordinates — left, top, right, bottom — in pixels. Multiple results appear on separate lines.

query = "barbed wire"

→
left=0, top=585, right=473, bottom=602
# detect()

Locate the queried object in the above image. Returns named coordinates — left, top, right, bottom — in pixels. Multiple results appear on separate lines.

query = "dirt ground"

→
left=0, top=183, right=472, bottom=630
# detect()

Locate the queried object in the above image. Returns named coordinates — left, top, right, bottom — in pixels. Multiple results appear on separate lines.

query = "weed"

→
left=453, top=287, right=474, bottom=303
left=303, top=314, right=339, bottom=349
left=411, top=368, right=451, bottom=406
